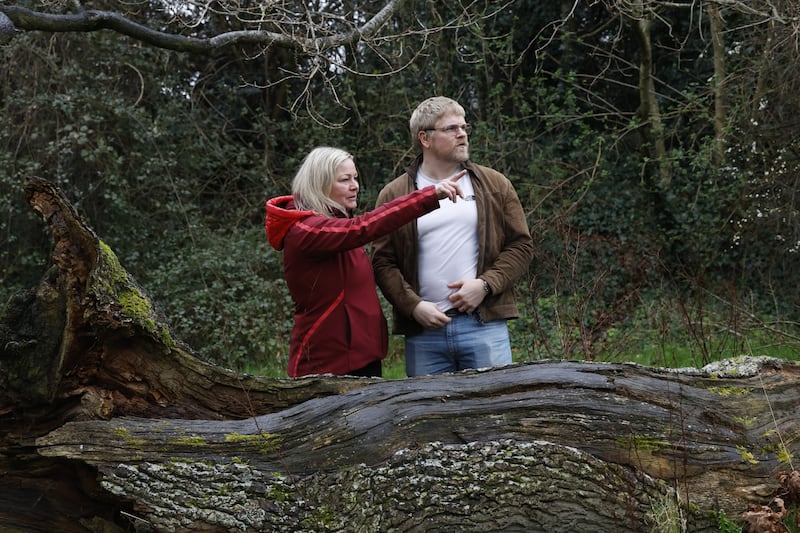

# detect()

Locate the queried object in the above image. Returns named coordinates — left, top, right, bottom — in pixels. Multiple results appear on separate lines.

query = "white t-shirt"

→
left=416, top=169, right=479, bottom=310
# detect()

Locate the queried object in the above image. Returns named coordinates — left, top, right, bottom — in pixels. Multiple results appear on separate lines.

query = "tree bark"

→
left=2, top=179, right=798, bottom=532
left=706, top=3, right=727, bottom=166
left=629, top=6, right=671, bottom=189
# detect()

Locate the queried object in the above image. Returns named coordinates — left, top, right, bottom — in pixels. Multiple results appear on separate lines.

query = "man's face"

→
left=425, top=112, right=470, bottom=163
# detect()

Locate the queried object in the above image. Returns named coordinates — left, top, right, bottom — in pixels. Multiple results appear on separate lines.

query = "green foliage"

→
left=141, top=226, right=293, bottom=374
left=523, top=280, right=800, bottom=368
left=716, top=510, right=741, bottom=533
left=3, top=1, right=800, bottom=380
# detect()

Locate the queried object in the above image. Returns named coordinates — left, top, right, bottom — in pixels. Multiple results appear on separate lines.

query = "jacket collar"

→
left=406, top=154, right=475, bottom=183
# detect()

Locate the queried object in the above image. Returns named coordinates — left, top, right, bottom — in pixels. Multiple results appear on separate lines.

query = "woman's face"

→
left=330, top=157, right=359, bottom=211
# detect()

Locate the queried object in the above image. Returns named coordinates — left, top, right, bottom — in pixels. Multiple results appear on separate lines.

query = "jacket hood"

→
left=265, top=195, right=313, bottom=250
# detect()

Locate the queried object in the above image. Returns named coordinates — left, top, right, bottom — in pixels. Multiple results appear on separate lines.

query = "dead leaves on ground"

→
left=741, top=470, right=800, bottom=532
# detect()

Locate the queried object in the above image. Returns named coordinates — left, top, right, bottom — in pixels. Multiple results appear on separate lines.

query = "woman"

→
left=265, top=147, right=463, bottom=377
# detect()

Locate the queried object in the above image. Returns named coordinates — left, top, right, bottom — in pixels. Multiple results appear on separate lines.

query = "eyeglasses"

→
left=425, top=123, right=473, bottom=135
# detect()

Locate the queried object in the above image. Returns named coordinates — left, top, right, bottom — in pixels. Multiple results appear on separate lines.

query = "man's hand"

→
left=412, top=300, right=451, bottom=329
left=447, top=278, right=488, bottom=314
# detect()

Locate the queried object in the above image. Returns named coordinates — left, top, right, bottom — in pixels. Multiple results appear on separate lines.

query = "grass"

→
left=241, top=337, right=408, bottom=378
left=238, top=292, right=800, bottom=379
left=241, top=325, right=800, bottom=379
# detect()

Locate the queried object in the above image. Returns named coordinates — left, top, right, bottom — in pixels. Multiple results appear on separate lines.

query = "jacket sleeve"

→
left=480, top=178, right=534, bottom=295
left=286, top=185, right=439, bottom=255
left=371, top=183, right=423, bottom=319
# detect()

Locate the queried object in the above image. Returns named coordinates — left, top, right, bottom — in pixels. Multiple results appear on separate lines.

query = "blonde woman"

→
left=265, top=146, right=463, bottom=377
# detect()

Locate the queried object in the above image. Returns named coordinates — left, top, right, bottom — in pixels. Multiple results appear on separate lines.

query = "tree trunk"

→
left=707, top=3, right=727, bottom=166
left=2, top=179, right=797, bottom=532
left=629, top=4, right=671, bottom=189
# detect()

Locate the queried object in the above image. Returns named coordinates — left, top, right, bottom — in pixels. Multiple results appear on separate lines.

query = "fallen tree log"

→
left=1, top=178, right=798, bottom=532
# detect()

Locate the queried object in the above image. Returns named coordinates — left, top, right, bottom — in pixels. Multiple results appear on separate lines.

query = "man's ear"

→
left=418, top=130, right=431, bottom=149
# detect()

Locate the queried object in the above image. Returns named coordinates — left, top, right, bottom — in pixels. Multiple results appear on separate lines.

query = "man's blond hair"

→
left=409, top=97, right=466, bottom=151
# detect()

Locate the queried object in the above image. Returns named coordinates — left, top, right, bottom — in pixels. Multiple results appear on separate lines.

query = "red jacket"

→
left=265, top=186, right=441, bottom=377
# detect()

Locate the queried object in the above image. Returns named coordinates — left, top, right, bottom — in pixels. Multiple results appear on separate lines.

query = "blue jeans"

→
left=405, top=314, right=512, bottom=376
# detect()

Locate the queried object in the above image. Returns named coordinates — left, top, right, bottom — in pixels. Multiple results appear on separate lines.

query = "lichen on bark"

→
left=101, top=439, right=684, bottom=532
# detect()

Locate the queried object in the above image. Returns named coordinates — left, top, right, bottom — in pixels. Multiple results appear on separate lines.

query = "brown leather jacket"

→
left=371, top=156, right=534, bottom=335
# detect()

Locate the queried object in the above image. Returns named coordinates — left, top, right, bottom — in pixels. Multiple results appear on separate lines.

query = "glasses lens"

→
left=426, top=124, right=472, bottom=134
left=445, top=124, right=471, bottom=134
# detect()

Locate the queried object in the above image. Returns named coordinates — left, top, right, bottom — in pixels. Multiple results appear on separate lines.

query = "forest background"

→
left=2, top=0, right=799, bottom=378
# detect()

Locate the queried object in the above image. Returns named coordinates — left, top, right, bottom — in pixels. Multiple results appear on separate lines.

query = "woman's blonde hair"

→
left=409, top=96, right=466, bottom=151
left=291, top=146, right=354, bottom=216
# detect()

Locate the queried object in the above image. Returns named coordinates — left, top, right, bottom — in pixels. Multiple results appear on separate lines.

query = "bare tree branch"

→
left=0, top=1, right=409, bottom=53
left=0, top=1, right=498, bottom=120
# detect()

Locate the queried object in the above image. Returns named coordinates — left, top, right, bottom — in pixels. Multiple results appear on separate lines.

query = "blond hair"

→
left=409, top=97, right=466, bottom=151
left=291, top=146, right=354, bottom=216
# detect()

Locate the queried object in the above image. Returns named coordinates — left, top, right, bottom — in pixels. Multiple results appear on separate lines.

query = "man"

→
left=371, top=96, right=534, bottom=376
